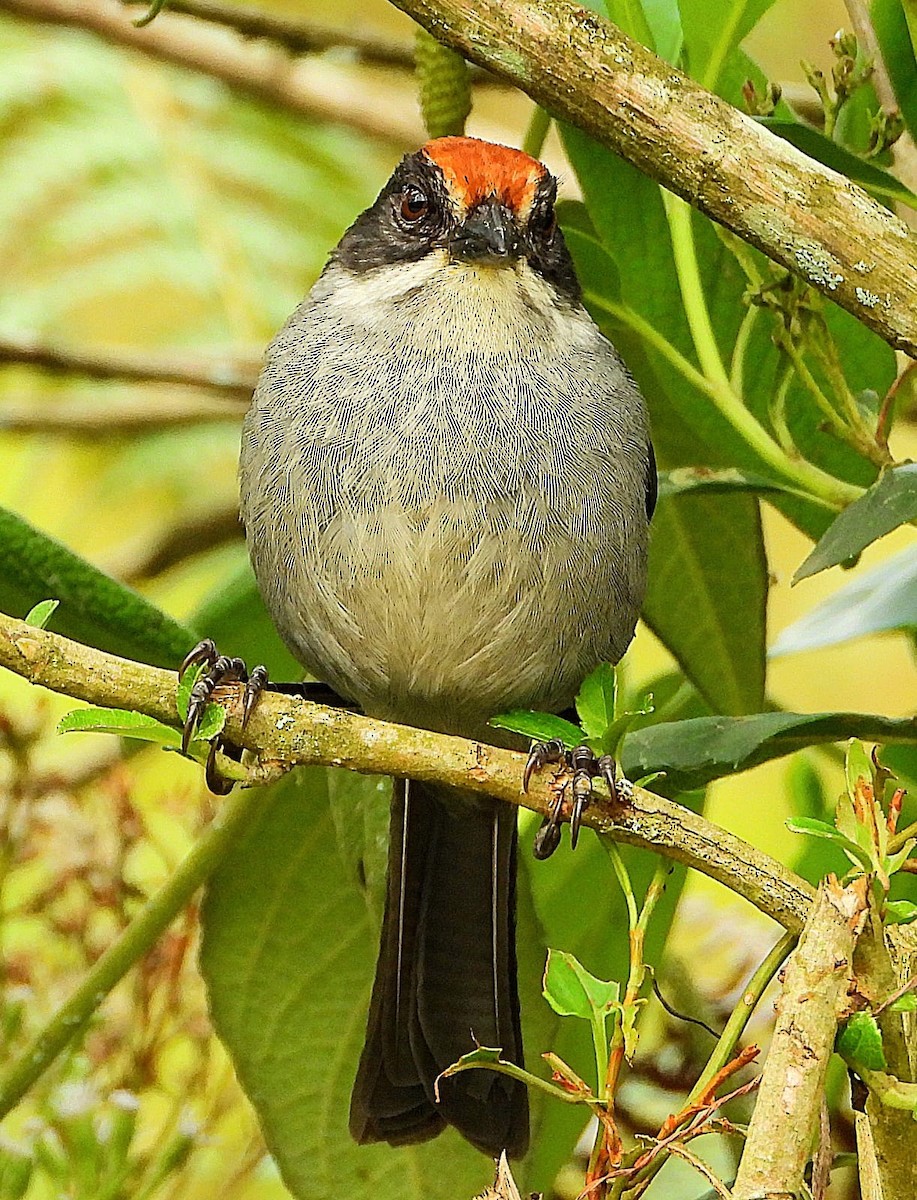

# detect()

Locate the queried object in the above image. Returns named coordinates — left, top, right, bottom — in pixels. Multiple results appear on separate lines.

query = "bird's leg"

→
left=179, top=638, right=354, bottom=793
left=180, top=638, right=269, bottom=754
left=525, top=740, right=630, bottom=859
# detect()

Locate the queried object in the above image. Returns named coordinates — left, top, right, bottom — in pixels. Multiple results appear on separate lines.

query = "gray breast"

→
left=240, top=272, right=651, bottom=735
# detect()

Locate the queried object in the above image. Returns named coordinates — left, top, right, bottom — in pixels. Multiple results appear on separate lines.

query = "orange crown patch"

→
left=421, top=137, right=547, bottom=217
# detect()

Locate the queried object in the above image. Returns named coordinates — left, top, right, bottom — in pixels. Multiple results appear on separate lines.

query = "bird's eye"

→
left=399, top=188, right=429, bottom=223
left=540, top=206, right=557, bottom=239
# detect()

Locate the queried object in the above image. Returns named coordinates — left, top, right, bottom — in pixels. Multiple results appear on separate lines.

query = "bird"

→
left=230, top=136, right=655, bottom=1159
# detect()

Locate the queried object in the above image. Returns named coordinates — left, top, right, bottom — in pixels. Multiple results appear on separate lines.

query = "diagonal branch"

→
left=0, top=0, right=424, bottom=146
left=0, top=609, right=813, bottom=932
left=386, top=0, right=917, bottom=356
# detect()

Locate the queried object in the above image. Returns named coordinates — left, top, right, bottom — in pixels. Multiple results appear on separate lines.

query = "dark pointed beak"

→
left=450, top=201, right=521, bottom=264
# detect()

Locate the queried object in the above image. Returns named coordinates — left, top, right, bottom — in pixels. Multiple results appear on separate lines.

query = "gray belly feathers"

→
left=240, top=267, right=651, bottom=735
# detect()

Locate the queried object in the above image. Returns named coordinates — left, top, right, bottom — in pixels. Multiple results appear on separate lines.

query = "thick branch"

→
left=386, top=0, right=917, bottom=355
left=732, top=876, right=868, bottom=1199
left=0, top=610, right=813, bottom=931
left=0, top=0, right=424, bottom=147
left=0, top=333, right=258, bottom=397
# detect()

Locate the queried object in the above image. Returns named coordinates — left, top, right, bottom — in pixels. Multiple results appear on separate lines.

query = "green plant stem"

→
left=769, top=359, right=796, bottom=455
left=585, top=290, right=863, bottom=508
left=729, top=301, right=760, bottom=394
left=0, top=781, right=267, bottom=1118
left=662, top=192, right=733, bottom=396
left=522, top=104, right=551, bottom=159
left=694, top=929, right=797, bottom=1095
left=889, top=818, right=917, bottom=854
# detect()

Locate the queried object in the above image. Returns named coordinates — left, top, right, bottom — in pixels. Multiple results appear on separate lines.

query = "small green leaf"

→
left=845, top=740, right=875, bottom=804
left=543, top=949, right=620, bottom=1020
left=58, top=707, right=181, bottom=748
left=620, top=998, right=645, bottom=1061
left=794, top=465, right=917, bottom=583
left=885, top=839, right=916, bottom=876
left=489, top=710, right=584, bottom=747
left=440, top=1045, right=503, bottom=1075
left=884, top=900, right=917, bottom=926
left=23, top=598, right=59, bottom=629
left=195, top=703, right=227, bottom=743
left=575, top=663, right=617, bottom=743
left=837, top=1012, right=888, bottom=1071
left=785, top=816, right=874, bottom=874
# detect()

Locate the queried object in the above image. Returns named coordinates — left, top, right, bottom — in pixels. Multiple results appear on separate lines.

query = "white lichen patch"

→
left=793, top=242, right=844, bottom=290
left=852, top=260, right=874, bottom=273
left=275, top=712, right=296, bottom=731
left=854, top=287, right=883, bottom=309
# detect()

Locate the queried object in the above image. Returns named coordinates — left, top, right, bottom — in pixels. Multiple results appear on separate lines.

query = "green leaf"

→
left=489, top=710, right=584, bottom=747
left=643, top=492, right=767, bottom=714
left=884, top=900, right=917, bottom=926
left=575, top=663, right=617, bottom=743
left=845, top=739, right=875, bottom=801
left=23, top=598, right=59, bottom=629
left=542, top=949, right=620, bottom=1020
left=773, top=543, right=917, bottom=654
left=888, top=991, right=917, bottom=1011
left=0, top=505, right=193, bottom=669
left=201, top=770, right=491, bottom=1199
left=622, top=710, right=917, bottom=795
left=678, top=0, right=778, bottom=93
left=794, top=465, right=917, bottom=582
left=837, top=1012, right=888, bottom=1071
left=58, top=707, right=181, bottom=748
left=758, top=118, right=917, bottom=209
left=785, top=817, right=874, bottom=874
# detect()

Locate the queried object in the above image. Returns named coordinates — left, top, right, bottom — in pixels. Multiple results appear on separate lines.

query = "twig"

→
left=0, top=610, right=814, bottom=932
left=384, top=0, right=917, bottom=354
left=121, top=0, right=418, bottom=68
left=665, top=1143, right=731, bottom=1199
left=0, top=0, right=424, bottom=147
left=119, top=0, right=507, bottom=88
left=110, top=506, right=243, bottom=583
left=0, top=333, right=258, bottom=397
left=0, top=397, right=246, bottom=433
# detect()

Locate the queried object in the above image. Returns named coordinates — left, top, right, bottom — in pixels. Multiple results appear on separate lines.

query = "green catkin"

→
left=414, top=29, right=471, bottom=139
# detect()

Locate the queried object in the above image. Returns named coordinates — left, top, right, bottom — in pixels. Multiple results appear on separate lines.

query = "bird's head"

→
left=331, top=136, right=580, bottom=305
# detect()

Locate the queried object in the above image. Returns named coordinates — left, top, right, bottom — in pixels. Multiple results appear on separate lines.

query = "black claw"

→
left=180, top=637, right=218, bottom=678
left=205, top=740, right=234, bottom=796
left=523, top=738, right=566, bottom=792
left=533, top=817, right=561, bottom=860
left=242, top=665, right=269, bottom=727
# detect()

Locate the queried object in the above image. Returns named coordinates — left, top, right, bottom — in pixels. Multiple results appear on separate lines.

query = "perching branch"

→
left=0, top=333, right=258, bottom=397
left=0, top=0, right=424, bottom=147
left=384, top=0, right=917, bottom=356
left=0, top=610, right=813, bottom=933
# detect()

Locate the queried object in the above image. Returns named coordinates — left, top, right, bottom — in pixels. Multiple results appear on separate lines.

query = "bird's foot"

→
left=179, top=638, right=269, bottom=794
left=524, top=740, right=630, bottom=860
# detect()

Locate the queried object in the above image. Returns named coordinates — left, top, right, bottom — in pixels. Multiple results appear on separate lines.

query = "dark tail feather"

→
left=349, top=779, right=529, bottom=1158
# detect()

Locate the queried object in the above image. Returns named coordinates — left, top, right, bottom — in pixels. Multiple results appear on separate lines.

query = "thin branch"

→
left=385, top=0, right=917, bottom=355
left=0, top=610, right=814, bottom=933
left=111, top=505, right=242, bottom=582
left=119, top=0, right=507, bottom=88
left=0, top=397, right=246, bottom=433
left=120, top=0, right=419, bottom=69
left=0, top=333, right=258, bottom=397
left=0, top=0, right=424, bottom=147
